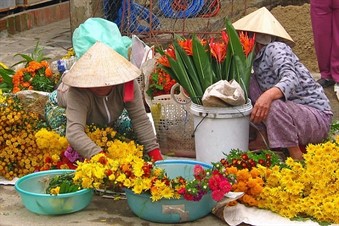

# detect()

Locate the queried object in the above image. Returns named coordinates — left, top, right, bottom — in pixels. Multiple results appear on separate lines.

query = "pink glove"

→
left=148, top=148, right=163, bottom=162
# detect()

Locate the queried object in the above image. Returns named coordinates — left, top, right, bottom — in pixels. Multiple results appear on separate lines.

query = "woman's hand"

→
left=148, top=148, right=163, bottom=162
left=250, top=87, right=283, bottom=123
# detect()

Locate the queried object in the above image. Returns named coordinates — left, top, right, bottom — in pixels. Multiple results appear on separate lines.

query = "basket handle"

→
left=170, top=83, right=191, bottom=105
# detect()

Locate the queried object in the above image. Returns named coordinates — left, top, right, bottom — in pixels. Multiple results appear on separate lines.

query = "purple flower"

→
left=64, top=146, right=84, bottom=163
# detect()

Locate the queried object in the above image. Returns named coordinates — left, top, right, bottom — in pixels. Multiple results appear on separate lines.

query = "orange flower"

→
left=157, top=55, right=170, bottom=68
left=221, top=30, right=229, bottom=44
left=178, top=39, right=193, bottom=56
left=158, top=46, right=176, bottom=68
left=21, top=82, right=31, bottom=88
left=209, top=38, right=227, bottom=63
left=239, top=32, right=255, bottom=57
left=226, top=166, right=238, bottom=175
left=241, top=194, right=258, bottom=206
left=236, top=168, right=251, bottom=181
left=27, top=61, right=42, bottom=73
left=45, top=67, right=53, bottom=77
left=41, top=60, right=49, bottom=68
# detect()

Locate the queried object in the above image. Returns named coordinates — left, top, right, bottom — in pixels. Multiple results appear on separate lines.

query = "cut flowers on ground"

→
left=0, top=42, right=61, bottom=93
left=145, top=67, right=177, bottom=99
left=156, top=19, right=255, bottom=105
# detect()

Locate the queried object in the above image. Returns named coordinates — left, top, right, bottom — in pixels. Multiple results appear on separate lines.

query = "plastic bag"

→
left=202, top=80, right=246, bottom=107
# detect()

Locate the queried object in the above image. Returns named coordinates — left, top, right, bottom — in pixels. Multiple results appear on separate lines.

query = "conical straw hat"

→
left=232, top=7, right=294, bottom=45
left=63, top=41, right=141, bottom=87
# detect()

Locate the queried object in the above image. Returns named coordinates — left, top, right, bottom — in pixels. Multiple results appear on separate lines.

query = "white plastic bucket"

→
left=190, top=101, right=253, bottom=163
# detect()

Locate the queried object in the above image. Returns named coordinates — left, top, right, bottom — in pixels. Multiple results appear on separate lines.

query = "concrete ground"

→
left=0, top=19, right=338, bottom=226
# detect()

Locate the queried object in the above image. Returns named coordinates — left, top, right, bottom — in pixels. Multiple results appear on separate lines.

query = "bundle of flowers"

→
left=145, top=67, right=177, bottom=99
left=0, top=92, right=46, bottom=180
left=0, top=42, right=61, bottom=93
left=0, top=90, right=135, bottom=180
left=256, top=140, right=339, bottom=224
left=212, top=140, right=339, bottom=224
left=221, top=149, right=283, bottom=170
left=225, top=166, right=268, bottom=207
left=156, top=19, right=255, bottom=105
left=73, top=149, right=235, bottom=202
left=217, top=149, right=281, bottom=207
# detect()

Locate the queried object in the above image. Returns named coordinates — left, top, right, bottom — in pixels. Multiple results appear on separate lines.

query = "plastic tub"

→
left=125, top=160, right=216, bottom=223
left=15, top=169, right=93, bottom=215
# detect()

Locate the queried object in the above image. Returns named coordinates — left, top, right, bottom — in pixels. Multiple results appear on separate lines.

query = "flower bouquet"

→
left=70, top=144, right=237, bottom=222
left=155, top=19, right=256, bottom=163
left=211, top=140, right=339, bottom=225
left=0, top=42, right=61, bottom=93
left=156, top=19, right=255, bottom=106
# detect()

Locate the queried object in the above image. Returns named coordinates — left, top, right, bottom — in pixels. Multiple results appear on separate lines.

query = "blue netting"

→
left=158, top=0, right=205, bottom=18
left=103, top=0, right=160, bottom=33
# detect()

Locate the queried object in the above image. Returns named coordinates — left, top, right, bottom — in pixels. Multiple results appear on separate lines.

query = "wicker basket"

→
left=150, top=94, right=195, bottom=157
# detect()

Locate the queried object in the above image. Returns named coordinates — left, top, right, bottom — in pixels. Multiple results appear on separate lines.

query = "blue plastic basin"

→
left=15, top=169, right=93, bottom=215
left=125, top=159, right=217, bottom=223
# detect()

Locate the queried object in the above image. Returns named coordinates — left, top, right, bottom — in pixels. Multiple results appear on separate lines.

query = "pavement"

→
left=0, top=19, right=338, bottom=226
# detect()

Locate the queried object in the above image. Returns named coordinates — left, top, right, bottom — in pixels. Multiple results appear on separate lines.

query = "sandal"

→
left=317, top=78, right=335, bottom=88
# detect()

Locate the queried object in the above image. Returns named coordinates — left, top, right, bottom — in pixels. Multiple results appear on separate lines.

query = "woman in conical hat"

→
left=233, top=7, right=333, bottom=160
left=45, top=18, right=162, bottom=161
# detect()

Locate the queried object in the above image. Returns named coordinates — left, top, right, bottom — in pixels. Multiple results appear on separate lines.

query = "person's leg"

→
left=287, top=146, right=303, bottom=161
left=264, top=100, right=332, bottom=160
left=310, top=0, right=333, bottom=80
left=331, top=1, right=339, bottom=83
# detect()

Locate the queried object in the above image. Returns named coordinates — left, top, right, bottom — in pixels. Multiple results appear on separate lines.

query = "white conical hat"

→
left=232, top=7, right=294, bottom=45
left=62, top=41, right=141, bottom=87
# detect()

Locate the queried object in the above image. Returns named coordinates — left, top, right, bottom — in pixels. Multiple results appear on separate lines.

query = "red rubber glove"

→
left=148, top=148, right=163, bottom=162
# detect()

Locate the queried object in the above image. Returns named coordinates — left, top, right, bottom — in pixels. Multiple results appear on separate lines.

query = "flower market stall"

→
left=1, top=19, right=339, bottom=226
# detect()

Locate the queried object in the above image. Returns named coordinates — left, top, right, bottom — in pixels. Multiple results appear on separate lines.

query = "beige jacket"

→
left=57, top=80, right=159, bottom=159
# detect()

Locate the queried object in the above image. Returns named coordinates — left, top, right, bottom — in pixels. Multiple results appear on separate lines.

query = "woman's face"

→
left=88, top=86, right=114, bottom=96
left=255, top=42, right=266, bottom=54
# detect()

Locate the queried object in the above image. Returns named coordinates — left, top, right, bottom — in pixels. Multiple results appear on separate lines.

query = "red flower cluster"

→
left=178, top=164, right=233, bottom=202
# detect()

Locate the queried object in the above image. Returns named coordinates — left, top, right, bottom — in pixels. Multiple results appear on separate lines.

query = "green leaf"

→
left=0, top=68, right=14, bottom=88
left=12, top=54, right=33, bottom=67
left=225, top=18, right=253, bottom=96
left=222, top=46, right=233, bottom=81
left=191, top=35, right=214, bottom=91
left=167, top=50, right=201, bottom=105
left=173, top=39, right=204, bottom=99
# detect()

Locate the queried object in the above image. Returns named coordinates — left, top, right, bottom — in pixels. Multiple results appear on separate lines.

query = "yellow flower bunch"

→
left=74, top=143, right=177, bottom=201
left=74, top=132, right=187, bottom=201
left=0, top=89, right=5, bottom=103
left=257, top=140, right=339, bottom=224
left=35, top=128, right=69, bottom=155
left=0, top=94, right=44, bottom=179
left=85, top=125, right=118, bottom=151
